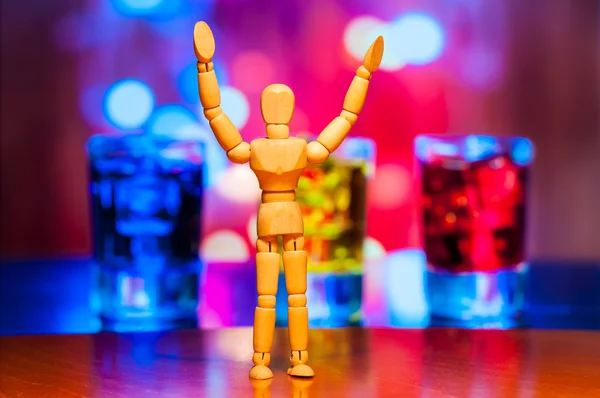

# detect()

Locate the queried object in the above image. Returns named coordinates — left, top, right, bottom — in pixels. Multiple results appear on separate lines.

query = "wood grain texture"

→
left=342, top=76, right=369, bottom=115
left=226, top=141, right=251, bottom=164
left=208, top=113, right=243, bottom=152
left=260, top=84, right=295, bottom=125
left=1, top=328, right=600, bottom=397
left=317, top=116, right=352, bottom=152
left=250, top=137, right=307, bottom=193
left=193, top=21, right=215, bottom=63
left=362, top=36, right=384, bottom=73
left=307, top=141, right=330, bottom=164
left=196, top=70, right=220, bottom=108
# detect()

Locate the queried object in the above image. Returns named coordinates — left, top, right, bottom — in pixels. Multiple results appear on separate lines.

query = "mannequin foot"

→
left=287, top=363, right=314, bottom=378
left=288, top=350, right=313, bottom=378
left=249, top=365, right=274, bottom=380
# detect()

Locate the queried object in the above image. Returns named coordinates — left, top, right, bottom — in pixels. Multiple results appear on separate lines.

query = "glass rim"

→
left=86, top=132, right=206, bottom=144
left=414, top=133, right=535, bottom=165
left=86, top=132, right=207, bottom=154
left=414, top=133, right=531, bottom=141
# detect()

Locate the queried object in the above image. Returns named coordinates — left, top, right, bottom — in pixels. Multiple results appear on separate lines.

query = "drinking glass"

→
left=276, top=136, right=375, bottom=327
left=415, top=134, right=534, bottom=326
left=87, top=133, right=204, bottom=331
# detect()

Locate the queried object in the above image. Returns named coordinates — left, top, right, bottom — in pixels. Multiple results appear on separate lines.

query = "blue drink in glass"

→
left=87, top=134, right=204, bottom=331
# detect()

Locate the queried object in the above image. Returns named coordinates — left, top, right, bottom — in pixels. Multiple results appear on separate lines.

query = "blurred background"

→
left=1, top=0, right=599, bottom=334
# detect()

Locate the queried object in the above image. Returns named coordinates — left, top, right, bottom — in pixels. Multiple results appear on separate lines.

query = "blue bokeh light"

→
left=177, top=63, right=199, bottom=104
left=146, top=105, right=228, bottom=188
left=200, top=135, right=228, bottom=188
left=414, top=135, right=431, bottom=161
left=340, top=137, right=376, bottom=161
left=464, top=135, right=499, bottom=162
left=198, top=85, right=250, bottom=130
left=511, top=137, right=535, bottom=166
left=393, top=12, right=445, bottom=65
left=104, top=79, right=155, bottom=130
left=432, top=141, right=459, bottom=157
left=112, top=0, right=163, bottom=15
left=219, top=86, right=250, bottom=129
left=111, top=0, right=185, bottom=19
left=146, top=104, right=197, bottom=136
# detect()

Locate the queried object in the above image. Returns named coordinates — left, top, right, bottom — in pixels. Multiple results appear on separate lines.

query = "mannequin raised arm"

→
left=307, top=36, right=384, bottom=164
left=194, top=21, right=250, bottom=164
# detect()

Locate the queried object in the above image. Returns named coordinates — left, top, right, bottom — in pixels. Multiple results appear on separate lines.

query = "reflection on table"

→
left=1, top=328, right=600, bottom=396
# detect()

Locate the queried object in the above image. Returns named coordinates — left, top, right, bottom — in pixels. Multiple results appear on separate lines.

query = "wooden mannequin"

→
left=194, top=21, right=383, bottom=380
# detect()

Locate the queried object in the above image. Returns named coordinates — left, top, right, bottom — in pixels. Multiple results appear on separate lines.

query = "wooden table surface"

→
left=1, top=327, right=600, bottom=397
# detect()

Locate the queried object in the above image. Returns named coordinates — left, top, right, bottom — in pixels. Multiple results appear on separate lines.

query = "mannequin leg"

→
left=283, top=234, right=314, bottom=378
left=250, top=236, right=280, bottom=380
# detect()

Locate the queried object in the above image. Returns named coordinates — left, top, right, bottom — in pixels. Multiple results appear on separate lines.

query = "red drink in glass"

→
left=415, top=135, right=534, bottom=325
